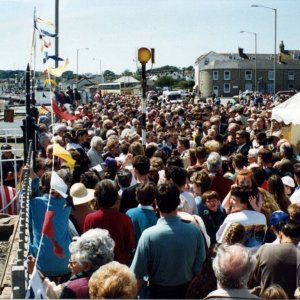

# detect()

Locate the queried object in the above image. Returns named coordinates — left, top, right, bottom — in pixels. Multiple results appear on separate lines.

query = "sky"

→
left=1, top=0, right=299, bottom=75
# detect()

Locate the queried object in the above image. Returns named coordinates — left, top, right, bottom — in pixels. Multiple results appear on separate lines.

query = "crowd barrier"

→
left=9, top=140, right=33, bottom=299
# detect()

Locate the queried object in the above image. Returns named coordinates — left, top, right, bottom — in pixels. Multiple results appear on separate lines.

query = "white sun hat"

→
left=70, top=183, right=95, bottom=205
left=281, top=176, right=295, bottom=188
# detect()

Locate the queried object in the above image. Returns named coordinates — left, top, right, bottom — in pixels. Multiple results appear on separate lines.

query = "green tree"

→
left=62, top=71, right=74, bottom=80
left=173, top=80, right=195, bottom=89
left=103, top=70, right=116, bottom=81
left=121, top=69, right=133, bottom=76
left=154, top=76, right=175, bottom=88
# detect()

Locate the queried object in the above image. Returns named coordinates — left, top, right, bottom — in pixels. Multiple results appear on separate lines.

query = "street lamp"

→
left=251, top=4, right=277, bottom=94
left=138, top=47, right=152, bottom=146
left=92, top=58, right=102, bottom=82
left=240, top=30, right=257, bottom=92
left=76, top=48, right=89, bottom=87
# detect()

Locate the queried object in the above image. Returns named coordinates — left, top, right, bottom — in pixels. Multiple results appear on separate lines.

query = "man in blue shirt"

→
left=130, top=182, right=206, bottom=299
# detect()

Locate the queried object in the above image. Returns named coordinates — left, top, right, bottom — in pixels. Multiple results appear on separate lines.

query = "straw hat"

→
left=70, top=183, right=95, bottom=205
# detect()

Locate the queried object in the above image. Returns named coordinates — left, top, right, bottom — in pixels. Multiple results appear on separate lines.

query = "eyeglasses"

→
left=206, top=198, right=218, bottom=204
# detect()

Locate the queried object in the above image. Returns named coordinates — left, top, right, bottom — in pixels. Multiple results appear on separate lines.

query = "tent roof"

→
left=272, top=92, right=300, bottom=124
left=114, top=76, right=140, bottom=83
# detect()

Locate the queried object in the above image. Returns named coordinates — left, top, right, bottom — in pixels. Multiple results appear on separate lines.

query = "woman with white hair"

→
left=42, top=228, right=115, bottom=299
left=87, top=136, right=104, bottom=168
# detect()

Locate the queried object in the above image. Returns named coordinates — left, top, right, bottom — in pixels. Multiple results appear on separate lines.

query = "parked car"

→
left=239, top=90, right=253, bottom=99
left=274, top=89, right=297, bottom=101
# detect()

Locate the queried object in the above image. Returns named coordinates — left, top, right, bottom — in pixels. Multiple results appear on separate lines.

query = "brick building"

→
left=194, top=51, right=300, bottom=97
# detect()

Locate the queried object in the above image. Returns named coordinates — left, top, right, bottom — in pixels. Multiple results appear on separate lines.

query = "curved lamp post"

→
left=251, top=4, right=277, bottom=94
left=240, top=30, right=257, bottom=92
left=76, top=47, right=89, bottom=87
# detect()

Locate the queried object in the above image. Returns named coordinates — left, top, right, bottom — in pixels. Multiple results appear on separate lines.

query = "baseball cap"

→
left=270, top=210, right=289, bottom=226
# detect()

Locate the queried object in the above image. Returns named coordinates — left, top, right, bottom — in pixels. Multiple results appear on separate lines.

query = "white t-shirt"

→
left=216, top=210, right=267, bottom=244
left=290, top=188, right=300, bottom=204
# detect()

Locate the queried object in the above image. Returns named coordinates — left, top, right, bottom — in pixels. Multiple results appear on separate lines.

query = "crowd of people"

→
left=1, top=89, right=300, bottom=299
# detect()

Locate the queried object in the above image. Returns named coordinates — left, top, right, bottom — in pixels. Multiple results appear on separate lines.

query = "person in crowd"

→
left=69, top=182, right=95, bottom=235
left=159, top=133, right=176, bottom=157
left=267, top=210, right=289, bottom=244
left=126, top=182, right=158, bottom=247
left=1, top=143, right=23, bottom=187
left=120, top=155, right=150, bottom=213
left=290, top=164, right=300, bottom=204
left=268, top=174, right=291, bottom=211
left=130, top=182, right=206, bottom=299
left=190, top=170, right=212, bottom=215
left=206, top=151, right=233, bottom=202
left=234, top=130, right=251, bottom=158
left=222, top=169, right=279, bottom=224
left=0, top=168, right=18, bottom=215
left=28, top=169, right=72, bottom=280
left=257, top=148, right=279, bottom=180
left=89, top=261, right=138, bottom=299
left=281, top=175, right=295, bottom=198
left=199, top=190, right=226, bottom=244
left=115, top=168, right=132, bottom=197
left=205, top=244, right=259, bottom=299
left=102, top=138, right=120, bottom=161
left=165, top=165, right=198, bottom=215
left=216, top=185, right=267, bottom=248
left=260, top=284, right=288, bottom=300
left=222, top=222, right=245, bottom=245
left=87, top=136, right=104, bottom=168
left=79, top=170, right=101, bottom=190
left=247, top=148, right=259, bottom=169
left=177, top=136, right=190, bottom=169
left=40, top=228, right=114, bottom=299
left=250, top=219, right=300, bottom=298
left=84, top=179, right=135, bottom=265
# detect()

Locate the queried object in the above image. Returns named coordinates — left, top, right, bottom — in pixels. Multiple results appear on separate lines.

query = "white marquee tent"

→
left=272, top=92, right=300, bottom=145
left=272, top=92, right=300, bottom=125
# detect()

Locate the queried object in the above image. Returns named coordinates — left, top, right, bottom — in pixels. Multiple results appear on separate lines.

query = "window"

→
left=288, top=84, right=294, bottom=89
left=224, top=83, right=230, bottom=93
left=204, top=58, right=209, bottom=65
left=213, top=71, right=218, bottom=80
left=213, top=86, right=219, bottom=97
left=267, top=83, right=273, bottom=93
left=245, top=70, right=252, bottom=80
left=268, top=70, right=274, bottom=80
left=288, top=71, right=295, bottom=81
left=245, top=83, right=252, bottom=91
left=224, top=71, right=230, bottom=80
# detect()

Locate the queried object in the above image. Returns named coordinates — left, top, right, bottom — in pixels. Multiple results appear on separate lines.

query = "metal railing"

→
left=10, top=140, right=33, bottom=299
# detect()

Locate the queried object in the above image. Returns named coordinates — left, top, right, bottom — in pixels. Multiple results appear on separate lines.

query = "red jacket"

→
left=84, top=207, right=135, bottom=265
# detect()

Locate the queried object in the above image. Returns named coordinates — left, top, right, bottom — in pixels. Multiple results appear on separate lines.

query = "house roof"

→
left=201, top=58, right=300, bottom=70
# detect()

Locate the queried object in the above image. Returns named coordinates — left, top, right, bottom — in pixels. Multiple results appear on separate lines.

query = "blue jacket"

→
left=29, top=194, right=71, bottom=277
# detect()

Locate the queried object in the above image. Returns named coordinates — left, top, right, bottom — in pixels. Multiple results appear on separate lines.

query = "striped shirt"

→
left=0, top=185, right=19, bottom=215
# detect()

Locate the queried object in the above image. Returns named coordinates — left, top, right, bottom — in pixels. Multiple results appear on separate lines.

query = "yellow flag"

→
left=44, top=79, right=57, bottom=87
left=48, top=58, right=69, bottom=77
left=36, top=17, right=55, bottom=27
left=53, top=142, right=75, bottom=170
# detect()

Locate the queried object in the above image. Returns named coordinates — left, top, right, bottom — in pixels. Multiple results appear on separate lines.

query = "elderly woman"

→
left=87, top=136, right=104, bottom=168
left=42, top=228, right=115, bottom=299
